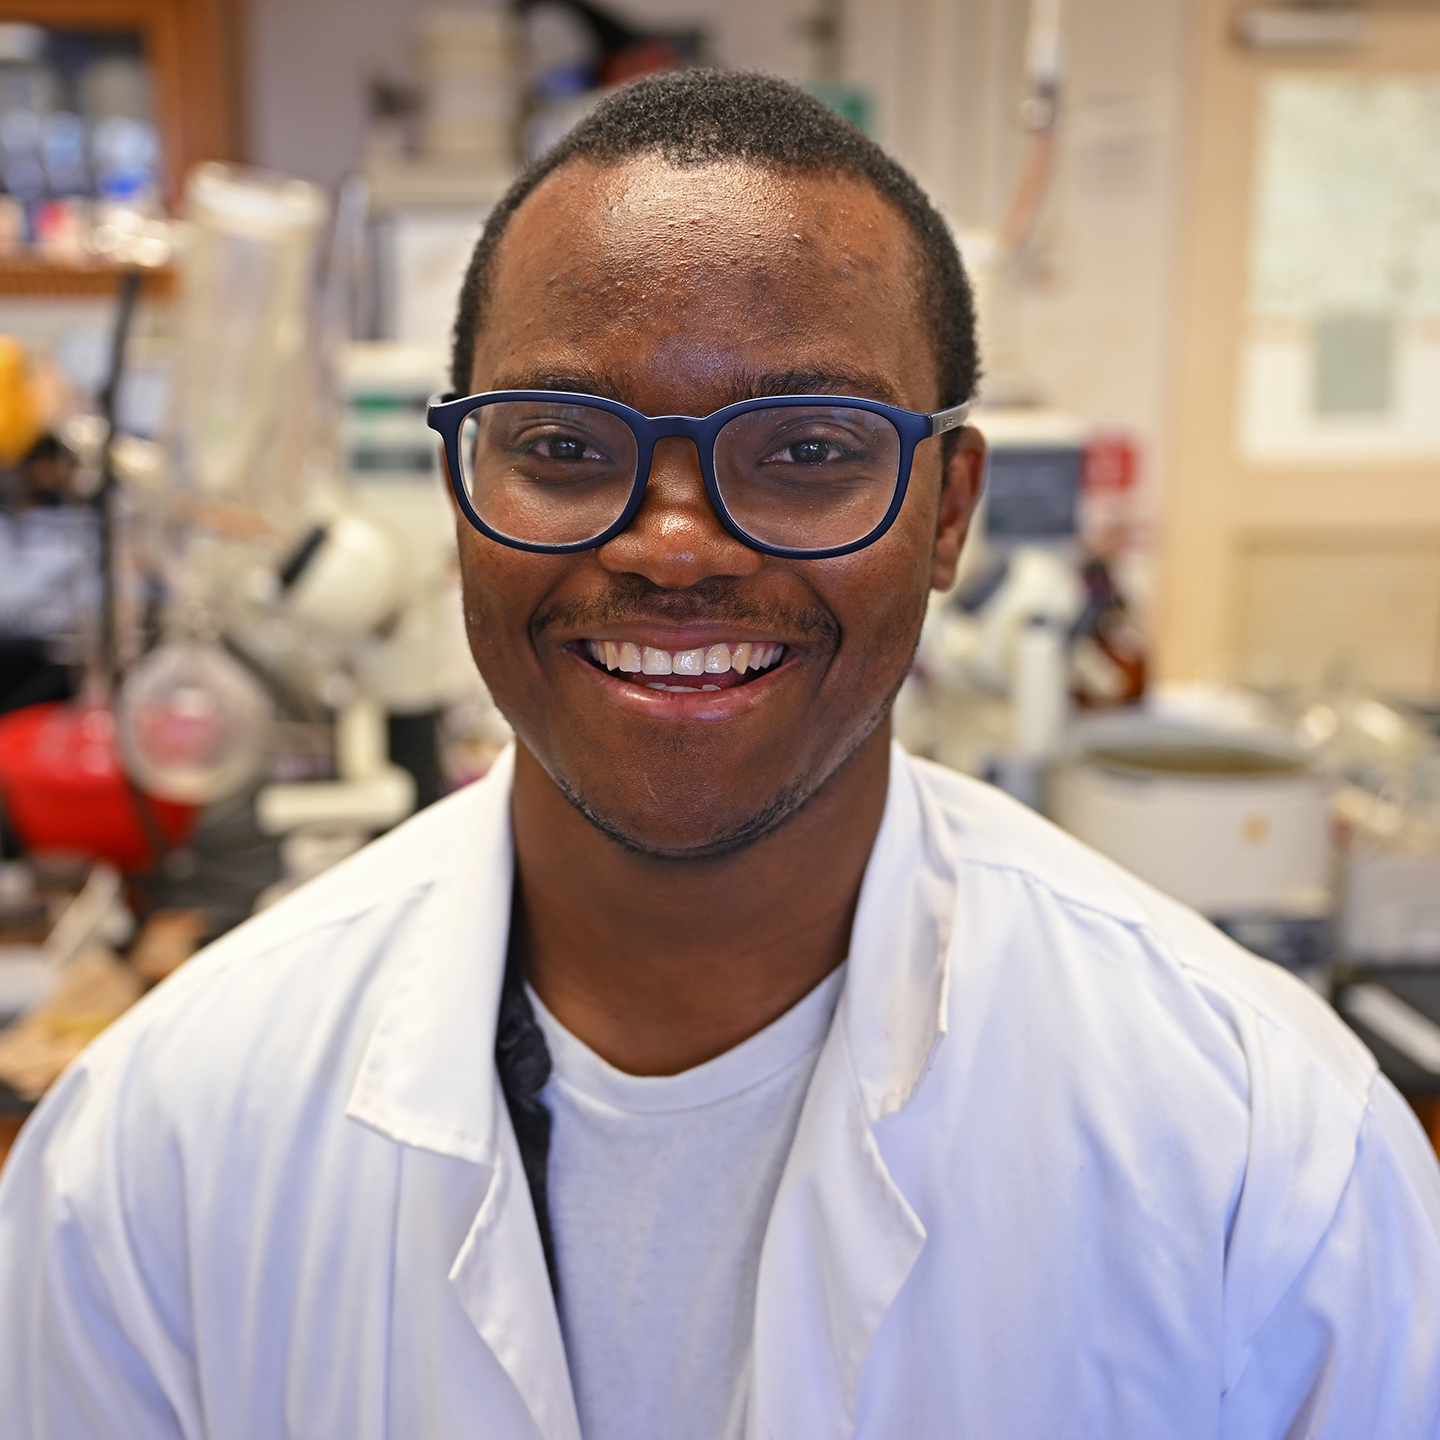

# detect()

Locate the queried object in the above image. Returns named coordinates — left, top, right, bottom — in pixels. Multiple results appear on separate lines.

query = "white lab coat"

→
left=2, top=744, right=1439, bottom=1439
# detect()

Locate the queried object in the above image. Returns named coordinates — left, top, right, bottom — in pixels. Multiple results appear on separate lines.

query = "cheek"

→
left=813, top=548, right=932, bottom=681
left=830, top=473, right=942, bottom=664
left=456, top=538, right=543, bottom=680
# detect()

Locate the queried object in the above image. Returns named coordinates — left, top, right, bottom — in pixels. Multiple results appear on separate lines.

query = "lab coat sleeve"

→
left=0, top=1056, right=196, bottom=1440
left=1220, top=1074, right=1440, bottom=1439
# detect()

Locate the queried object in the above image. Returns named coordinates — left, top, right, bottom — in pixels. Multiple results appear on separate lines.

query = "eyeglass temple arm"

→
left=928, top=400, right=971, bottom=438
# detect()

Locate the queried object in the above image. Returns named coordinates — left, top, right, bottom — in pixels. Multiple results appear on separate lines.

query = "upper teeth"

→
left=585, top=641, right=784, bottom=676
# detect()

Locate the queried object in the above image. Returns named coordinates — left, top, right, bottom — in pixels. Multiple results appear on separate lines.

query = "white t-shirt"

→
left=529, top=966, right=846, bottom=1440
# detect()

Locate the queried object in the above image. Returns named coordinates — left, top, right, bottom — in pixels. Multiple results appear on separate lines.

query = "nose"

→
left=595, top=436, right=764, bottom=588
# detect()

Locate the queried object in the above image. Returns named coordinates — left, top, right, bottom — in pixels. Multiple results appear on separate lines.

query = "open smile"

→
left=576, top=639, right=788, bottom=693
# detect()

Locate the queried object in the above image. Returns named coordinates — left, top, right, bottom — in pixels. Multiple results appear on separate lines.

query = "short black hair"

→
left=450, top=69, right=978, bottom=409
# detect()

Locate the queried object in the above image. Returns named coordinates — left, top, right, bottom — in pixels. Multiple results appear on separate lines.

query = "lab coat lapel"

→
left=751, top=747, right=955, bottom=1439
left=346, top=748, right=515, bottom=1165
left=346, top=748, right=581, bottom=1440
left=449, top=1129, right=582, bottom=1440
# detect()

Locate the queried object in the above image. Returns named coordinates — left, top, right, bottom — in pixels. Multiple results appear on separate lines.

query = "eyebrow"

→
left=488, top=368, right=640, bottom=402
left=739, top=369, right=907, bottom=406
left=485, top=366, right=910, bottom=412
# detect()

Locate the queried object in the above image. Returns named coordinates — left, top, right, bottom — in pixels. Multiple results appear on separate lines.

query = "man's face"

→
left=460, top=155, right=979, bottom=857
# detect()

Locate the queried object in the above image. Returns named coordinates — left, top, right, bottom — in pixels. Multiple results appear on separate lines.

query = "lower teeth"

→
left=645, top=683, right=722, bottom=692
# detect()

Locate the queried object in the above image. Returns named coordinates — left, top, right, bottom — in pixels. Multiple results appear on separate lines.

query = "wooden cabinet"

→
left=0, top=0, right=243, bottom=202
left=0, top=0, right=242, bottom=296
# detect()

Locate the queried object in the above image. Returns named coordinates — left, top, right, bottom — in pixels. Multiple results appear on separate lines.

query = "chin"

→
left=551, top=762, right=813, bottom=861
left=550, top=712, right=893, bottom=861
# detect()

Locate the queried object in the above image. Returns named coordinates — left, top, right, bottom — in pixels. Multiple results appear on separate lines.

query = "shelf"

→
left=0, top=257, right=176, bottom=301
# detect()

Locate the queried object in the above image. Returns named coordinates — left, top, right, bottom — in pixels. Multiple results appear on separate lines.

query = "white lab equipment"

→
left=1051, top=727, right=1334, bottom=919
left=913, top=407, right=1086, bottom=805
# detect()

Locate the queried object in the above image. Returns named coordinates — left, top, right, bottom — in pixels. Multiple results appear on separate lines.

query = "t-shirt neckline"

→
left=526, top=964, right=846, bottom=1116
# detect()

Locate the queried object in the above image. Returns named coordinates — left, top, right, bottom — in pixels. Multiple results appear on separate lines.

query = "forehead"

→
left=470, top=155, right=938, bottom=408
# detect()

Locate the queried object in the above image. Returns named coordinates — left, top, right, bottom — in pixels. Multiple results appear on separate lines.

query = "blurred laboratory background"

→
left=2, top=0, right=1440, bottom=1160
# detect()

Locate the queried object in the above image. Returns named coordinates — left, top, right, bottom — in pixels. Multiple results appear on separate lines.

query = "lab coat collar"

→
left=751, top=743, right=958, bottom=1437
left=841, top=741, right=957, bottom=1120
left=346, top=745, right=516, bottom=1166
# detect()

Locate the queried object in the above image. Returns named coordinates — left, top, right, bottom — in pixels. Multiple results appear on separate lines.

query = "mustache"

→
left=532, top=575, right=839, bottom=646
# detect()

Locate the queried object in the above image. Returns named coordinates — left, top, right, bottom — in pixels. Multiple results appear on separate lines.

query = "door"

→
left=1158, top=0, right=1440, bottom=700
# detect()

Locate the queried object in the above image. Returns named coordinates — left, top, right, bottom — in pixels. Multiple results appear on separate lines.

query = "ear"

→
left=931, top=426, right=986, bottom=591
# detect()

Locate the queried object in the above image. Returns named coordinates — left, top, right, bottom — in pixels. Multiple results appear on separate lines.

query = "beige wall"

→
left=847, top=0, right=1197, bottom=612
left=245, top=0, right=814, bottom=190
left=247, top=0, right=420, bottom=191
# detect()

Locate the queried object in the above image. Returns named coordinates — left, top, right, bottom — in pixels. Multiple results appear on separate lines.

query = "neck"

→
left=509, top=728, right=890, bottom=1076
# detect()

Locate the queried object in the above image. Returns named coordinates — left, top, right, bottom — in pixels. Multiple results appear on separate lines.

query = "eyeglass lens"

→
left=458, top=400, right=903, bottom=551
left=713, top=404, right=901, bottom=551
left=460, top=402, right=639, bottom=547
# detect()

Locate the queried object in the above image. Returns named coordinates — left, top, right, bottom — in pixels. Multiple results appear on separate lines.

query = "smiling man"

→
left=3, top=71, right=1440, bottom=1440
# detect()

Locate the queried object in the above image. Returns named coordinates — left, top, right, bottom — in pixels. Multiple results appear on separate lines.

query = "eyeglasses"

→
left=426, top=390, right=971, bottom=560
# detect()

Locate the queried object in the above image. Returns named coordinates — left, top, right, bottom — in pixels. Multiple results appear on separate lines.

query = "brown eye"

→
left=540, top=435, right=592, bottom=461
left=786, top=440, right=834, bottom=464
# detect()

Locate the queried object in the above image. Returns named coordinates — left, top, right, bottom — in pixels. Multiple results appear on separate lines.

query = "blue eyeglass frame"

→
left=425, top=389, right=971, bottom=560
